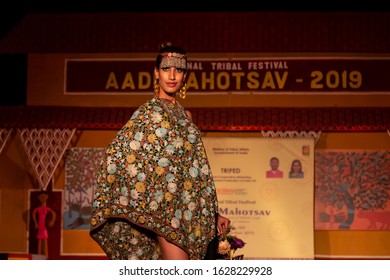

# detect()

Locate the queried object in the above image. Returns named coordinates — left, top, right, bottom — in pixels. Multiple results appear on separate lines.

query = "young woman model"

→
left=90, top=42, right=230, bottom=260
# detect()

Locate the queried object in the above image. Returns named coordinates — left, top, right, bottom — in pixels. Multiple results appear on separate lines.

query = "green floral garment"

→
left=90, top=97, right=218, bottom=260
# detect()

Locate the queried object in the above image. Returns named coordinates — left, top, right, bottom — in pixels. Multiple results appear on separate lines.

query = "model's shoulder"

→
left=144, top=97, right=164, bottom=109
left=133, top=98, right=159, bottom=112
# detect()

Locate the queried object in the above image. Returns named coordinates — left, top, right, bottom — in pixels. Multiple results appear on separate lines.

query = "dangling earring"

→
left=179, top=82, right=187, bottom=99
left=154, top=78, right=160, bottom=96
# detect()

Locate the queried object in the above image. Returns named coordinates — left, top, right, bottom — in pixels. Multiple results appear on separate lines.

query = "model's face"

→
left=270, top=159, right=279, bottom=170
left=155, top=66, right=186, bottom=99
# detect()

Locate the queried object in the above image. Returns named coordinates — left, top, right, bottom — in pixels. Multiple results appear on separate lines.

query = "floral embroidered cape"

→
left=90, top=97, right=218, bottom=260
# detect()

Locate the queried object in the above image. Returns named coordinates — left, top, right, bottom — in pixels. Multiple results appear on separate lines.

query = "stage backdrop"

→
left=314, top=150, right=390, bottom=231
left=63, top=147, right=105, bottom=255
left=203, top=137, right=315, bottom=259
left=63, top=138, right=315, bottom=258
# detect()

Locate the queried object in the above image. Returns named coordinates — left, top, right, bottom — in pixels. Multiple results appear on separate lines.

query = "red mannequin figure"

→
left=32, top=191, right=56, bottom=257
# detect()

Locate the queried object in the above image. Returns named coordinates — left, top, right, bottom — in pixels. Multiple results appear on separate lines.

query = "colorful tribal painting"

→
left=64, top=147, right=104, bottom=230
left=315, top=150, right=390, bottom=230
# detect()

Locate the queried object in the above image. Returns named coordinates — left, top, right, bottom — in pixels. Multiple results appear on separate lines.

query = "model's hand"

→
left=217, top=213, right=231, bottom=235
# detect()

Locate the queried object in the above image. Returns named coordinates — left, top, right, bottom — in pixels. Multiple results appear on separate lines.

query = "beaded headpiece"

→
left=159, top=52, right=187, bottom=69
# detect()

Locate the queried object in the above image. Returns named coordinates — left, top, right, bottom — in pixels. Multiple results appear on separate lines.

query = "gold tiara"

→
left=159, top=52, right=187, bottom=69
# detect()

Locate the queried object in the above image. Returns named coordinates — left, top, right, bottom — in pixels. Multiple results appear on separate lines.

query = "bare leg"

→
left=43, top=239, right=48, bottom=257
left=37, top=239, right=42, bottom=255
left=157, top=236, right=189, bottom=260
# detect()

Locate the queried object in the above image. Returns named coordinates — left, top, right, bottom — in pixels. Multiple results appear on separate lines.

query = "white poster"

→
left=203, top=137, right=315, bottom=259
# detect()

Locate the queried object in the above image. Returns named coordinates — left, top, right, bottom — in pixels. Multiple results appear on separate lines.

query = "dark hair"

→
left=155, top=42, right=187, bottom=71
left=289, top=159, right=303, bottom=173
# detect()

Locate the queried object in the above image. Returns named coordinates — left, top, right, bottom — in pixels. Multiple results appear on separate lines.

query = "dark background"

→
left=1, top=1, right=389, bottom=106
left=2, top=1, right=389, bottom=41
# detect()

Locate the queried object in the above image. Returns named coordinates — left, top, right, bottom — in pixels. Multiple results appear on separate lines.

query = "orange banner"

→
left=65, top=56, right=390, bottom=95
